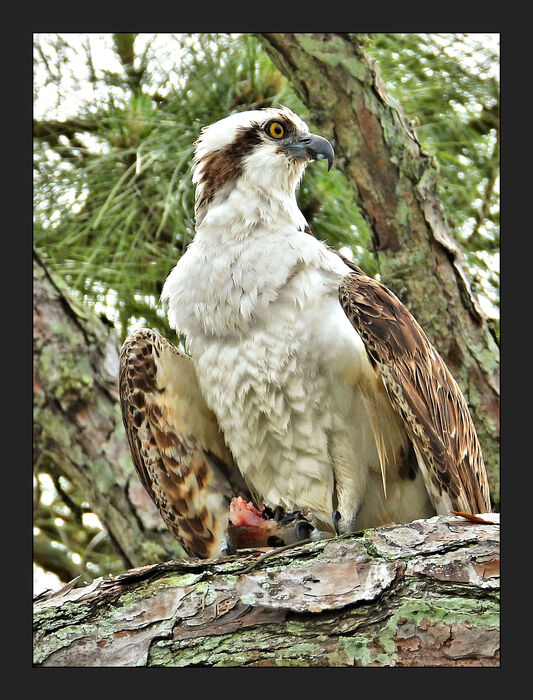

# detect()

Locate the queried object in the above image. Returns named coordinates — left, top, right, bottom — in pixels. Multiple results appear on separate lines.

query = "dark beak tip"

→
left=311, top=135, right=334, bottom=172
left=284, top=133, right=335, bottom=171
left=320, top=152, right=334, bottom=171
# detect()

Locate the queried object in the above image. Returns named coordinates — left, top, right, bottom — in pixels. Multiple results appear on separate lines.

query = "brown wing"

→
left=339, top=270, right=491, bottom=515
left=119, top=328, right=250, bottom=558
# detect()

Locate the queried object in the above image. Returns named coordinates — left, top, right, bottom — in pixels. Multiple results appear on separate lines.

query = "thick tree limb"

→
left=33, top=514, right=499, bottom=667
left=258, top=33, right=500, bottom=506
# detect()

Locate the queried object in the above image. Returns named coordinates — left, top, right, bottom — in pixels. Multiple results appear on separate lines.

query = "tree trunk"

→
left=258, top=33, right=500, bottom=507
left=33, top=514, right=499, bottom=667
left=33, top=251, right=185, bottom=575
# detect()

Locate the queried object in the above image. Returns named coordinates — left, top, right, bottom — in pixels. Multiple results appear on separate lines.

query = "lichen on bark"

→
left=33, top=252, right=185, bottom=578
left=33, top=514, right=500, bottom=667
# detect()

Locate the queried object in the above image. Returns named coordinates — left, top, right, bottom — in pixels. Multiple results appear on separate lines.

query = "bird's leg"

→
left=219, top=538, right=237, bottom=556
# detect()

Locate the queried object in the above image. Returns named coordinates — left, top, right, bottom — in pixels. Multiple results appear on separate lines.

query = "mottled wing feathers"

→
left=119, top=328, right=249, bottom=558
left=339, top=271, right=491, bottom=515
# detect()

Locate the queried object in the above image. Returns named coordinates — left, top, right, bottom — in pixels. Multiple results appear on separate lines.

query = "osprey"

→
left=119, top=106, right=491, bottom=558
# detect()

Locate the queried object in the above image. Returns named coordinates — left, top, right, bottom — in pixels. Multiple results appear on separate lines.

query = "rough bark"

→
left=33, top=252, right=185, bottom=573
left=258, top=33, right=500, bottom=507
left=33, top=513, right=500, bottom=667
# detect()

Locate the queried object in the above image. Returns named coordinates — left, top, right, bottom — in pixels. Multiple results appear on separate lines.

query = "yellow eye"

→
left=267, top=121, right=285, bottom=139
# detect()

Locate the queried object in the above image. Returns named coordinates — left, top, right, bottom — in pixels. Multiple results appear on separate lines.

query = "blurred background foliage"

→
left=371, top=34, right=499, bottom=329
left=33, top=33, right=372, bottom=343
left=33, top=32, right=499, bottom=591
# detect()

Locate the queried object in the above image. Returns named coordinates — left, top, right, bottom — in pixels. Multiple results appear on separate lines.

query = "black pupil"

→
left=273, top=124, right=282, bottom=135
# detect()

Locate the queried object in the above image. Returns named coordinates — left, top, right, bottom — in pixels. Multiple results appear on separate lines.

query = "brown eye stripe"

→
left=195, top=125, right=262, bottom=210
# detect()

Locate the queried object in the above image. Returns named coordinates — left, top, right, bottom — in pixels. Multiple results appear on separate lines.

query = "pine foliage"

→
left=369, top=33, right=499, bottom=320
left=34, top=33, right=370, bottom=341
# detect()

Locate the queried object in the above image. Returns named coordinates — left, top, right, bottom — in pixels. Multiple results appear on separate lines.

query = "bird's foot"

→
left=227, top=497, right=315, bottom=550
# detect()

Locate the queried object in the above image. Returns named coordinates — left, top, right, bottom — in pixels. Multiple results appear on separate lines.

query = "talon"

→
left=278, top=509, right=311, bottom=525
left=295, top=520, right=315, bottom=541
left=278, top=510, right=297, bottom=524
left=262, top=505, right=274, bottom=520
left=267, top=535, right=284, bottom=546
left=332, top=510, right=341, bottom=536
left=272, top=506, right=284, bottom=522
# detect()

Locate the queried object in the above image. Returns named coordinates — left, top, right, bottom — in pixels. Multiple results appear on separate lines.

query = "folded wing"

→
left=119, top=328, right=250, bottom=558
left=339, top=268, right=491, bottom=515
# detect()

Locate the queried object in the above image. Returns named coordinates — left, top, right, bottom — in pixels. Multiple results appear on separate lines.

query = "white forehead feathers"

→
left=192, top=106, right=308, bottom=180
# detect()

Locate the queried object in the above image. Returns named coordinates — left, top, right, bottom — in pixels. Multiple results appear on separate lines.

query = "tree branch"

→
left=33, top=117, right=99, bottom=142
left=33, top=514, right=500, bottom=667
left=33, top=252, right=185, bottom=577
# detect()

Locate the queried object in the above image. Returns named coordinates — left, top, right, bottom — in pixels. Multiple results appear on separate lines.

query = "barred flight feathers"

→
left=339, top=270, right=491, bottom=516
left=119, top=328, right=249, bottom=558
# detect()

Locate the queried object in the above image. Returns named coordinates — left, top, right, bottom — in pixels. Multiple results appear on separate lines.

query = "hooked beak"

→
left=283, top=133, right=334, bottom=171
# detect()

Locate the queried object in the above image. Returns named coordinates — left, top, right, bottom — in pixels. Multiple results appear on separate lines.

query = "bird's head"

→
left=192, top=106, right=334, bottom=218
